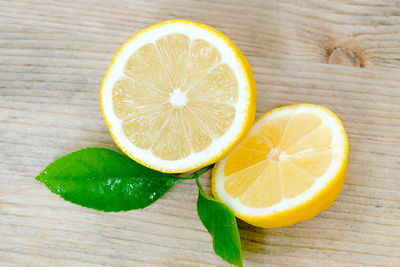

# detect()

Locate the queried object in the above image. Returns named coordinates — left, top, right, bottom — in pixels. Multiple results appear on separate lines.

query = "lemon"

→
left=212, top=104, right=348, bottom=228
left=100, top=20, right=256, bottom=173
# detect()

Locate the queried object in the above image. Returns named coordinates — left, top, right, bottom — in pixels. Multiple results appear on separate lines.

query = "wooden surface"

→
left=1, top=0, right=400, bottom=266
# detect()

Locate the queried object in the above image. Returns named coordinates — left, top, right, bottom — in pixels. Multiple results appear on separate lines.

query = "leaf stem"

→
left=182, top=164, right=214, bottom=180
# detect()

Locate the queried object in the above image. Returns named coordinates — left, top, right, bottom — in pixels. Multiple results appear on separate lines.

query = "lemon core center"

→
left=269, top=148, right=282, bottom=162
left=169, top=89, right=187, bottom=107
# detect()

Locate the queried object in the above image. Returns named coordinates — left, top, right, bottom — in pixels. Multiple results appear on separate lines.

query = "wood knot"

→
left=327, top=47, right=363, bottom=67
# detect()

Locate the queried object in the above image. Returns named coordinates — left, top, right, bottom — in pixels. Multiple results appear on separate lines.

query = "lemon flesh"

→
left=113, top=35, right=238, bottom=161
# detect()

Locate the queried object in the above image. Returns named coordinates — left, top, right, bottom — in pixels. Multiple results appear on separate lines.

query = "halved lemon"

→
left=100, top=20, right=256, bottom=173
left=212, top=104, right=348, bottom=228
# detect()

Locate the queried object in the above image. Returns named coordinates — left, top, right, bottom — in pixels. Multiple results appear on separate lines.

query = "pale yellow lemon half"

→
left=100, top=20, right=256, bottom=173
left=212, top=104, right=348, bottom=228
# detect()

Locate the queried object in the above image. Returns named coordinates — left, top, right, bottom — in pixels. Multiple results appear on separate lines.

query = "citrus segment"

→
left=286, top=125, right=333, bottom=154
left=239, top=162, right=282, bottom=208
left=180, top=39, right=221, bottom=91
left=289, top=151, right=332, bottom=177
left=125, top=43, right=172, bottom=93
left=259, top=115, right=290, bottom=148
left=280, top=113, right=322, bottom=150
left=156, top=34, right=190, bottom=89
left=279, top=160, right=315, bottom=198
left=224, top=161, right=268, bottom=198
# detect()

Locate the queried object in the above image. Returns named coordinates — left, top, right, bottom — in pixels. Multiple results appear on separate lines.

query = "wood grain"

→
left=1, top=0, right=400, bottom=266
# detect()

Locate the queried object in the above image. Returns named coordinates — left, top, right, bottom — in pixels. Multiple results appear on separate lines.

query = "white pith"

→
left=100, top=21, right=252, bottom=172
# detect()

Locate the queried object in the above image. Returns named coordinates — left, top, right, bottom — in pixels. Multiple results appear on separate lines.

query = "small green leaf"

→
left=195, top=176, right=243, bottom=267
left=36, top=147, right=181, bottom=212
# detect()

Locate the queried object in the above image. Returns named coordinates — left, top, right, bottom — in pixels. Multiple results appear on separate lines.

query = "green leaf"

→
left=36, top=147, right=181, bottom=212
left=195, top=176, right=243, bottom=267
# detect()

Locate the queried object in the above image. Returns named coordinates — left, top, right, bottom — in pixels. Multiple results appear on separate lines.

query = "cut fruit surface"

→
left=100, top=20, right=256, bottom=173
left=212, top=104, right=348, bottom=228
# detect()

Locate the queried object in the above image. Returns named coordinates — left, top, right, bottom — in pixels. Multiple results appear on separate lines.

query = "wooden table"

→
left=1, top=0, right=400, bottom=266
